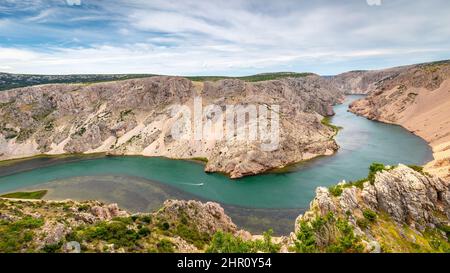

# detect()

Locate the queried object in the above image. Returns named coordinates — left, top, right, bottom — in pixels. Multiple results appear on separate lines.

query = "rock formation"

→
left=349, top=60, right=450, bottom=180
left=290, top=164, right=450, bottom=253
left=0, top=75, right=344, bottom=178
left=0, top=197, right=250, bottom=253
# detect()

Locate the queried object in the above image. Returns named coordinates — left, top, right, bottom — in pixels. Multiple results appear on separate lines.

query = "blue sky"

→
left=0, top=0, right=449, bottom=75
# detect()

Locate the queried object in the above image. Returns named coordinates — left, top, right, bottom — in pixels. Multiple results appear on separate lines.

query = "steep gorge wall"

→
left=349, top=60, right=450, bottom=180
left=0, top=75, right=344, bottom=178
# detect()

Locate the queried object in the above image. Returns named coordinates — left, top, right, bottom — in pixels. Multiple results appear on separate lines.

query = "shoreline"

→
left=349, top=108, right=442, bottom=178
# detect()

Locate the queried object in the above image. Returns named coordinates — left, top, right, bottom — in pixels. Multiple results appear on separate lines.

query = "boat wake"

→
left=180, top=183, right=204, bottom=187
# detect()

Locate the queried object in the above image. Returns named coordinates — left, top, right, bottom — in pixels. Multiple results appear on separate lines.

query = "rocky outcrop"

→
left=0, top=198, right=242, bottom=253
left=349, top=60, right=450, bottom=180
left=0, top=75, right=344, bottom=178
left=90, top=203, right=129, bottom=221
left=290, top=165, right=450, bottom=253
left=155, top=200, right=238, bottom=236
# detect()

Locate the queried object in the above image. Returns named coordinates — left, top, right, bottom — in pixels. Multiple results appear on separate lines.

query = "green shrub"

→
left=294, top=222, right=317, bottom=253
left=207, top=230, right=280, bottom=253
left=327, top=219, right=364, bottom=253
left=156, top=239, right=175, bottom=253
left=77, top=220, right=140, bottom=248
left=363, top=209, right=377, bottom=222
left=356, top=218, right=370, bottom=229
left=174, top=223, right=210, bottom=249
left=42, top=242, right=62, bottom=253
left=207, top=231, right=252, bottom=253
left=139, top=215, right=152, bottom=224
left=258, top=229, right=281, bottom=253
left=138, top=227, right=151, bottom=237
left=438, top=225, right=450, bottom=242
left=0, top=216, right=44, bottom=252
left=329, top=185, right=343, bottom=197
left=368, top=163, right=386, bottom=183
left=77, top=204, right=90, bottom=212
left=159, top=222, right=170, bottom=231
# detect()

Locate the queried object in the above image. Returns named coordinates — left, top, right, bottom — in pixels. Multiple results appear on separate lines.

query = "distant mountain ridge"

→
left=2, top=59, right=448, bottom=93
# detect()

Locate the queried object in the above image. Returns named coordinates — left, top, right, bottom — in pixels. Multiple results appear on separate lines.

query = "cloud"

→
left=0, top=0, right=450, bottom=75
left=66, top=0, right=81, bottom=6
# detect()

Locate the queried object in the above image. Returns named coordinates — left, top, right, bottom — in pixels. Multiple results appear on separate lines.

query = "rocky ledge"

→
left=292, top=164, right=450, bottom=253
left=0, top=198, right=255, bottom=253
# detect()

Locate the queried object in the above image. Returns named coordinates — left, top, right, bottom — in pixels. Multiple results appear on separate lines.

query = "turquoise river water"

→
left=0, top=95, right=433, bottom=211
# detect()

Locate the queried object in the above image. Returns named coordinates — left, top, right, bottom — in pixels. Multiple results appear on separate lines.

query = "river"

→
left=0, top=95, right=433, bottom=234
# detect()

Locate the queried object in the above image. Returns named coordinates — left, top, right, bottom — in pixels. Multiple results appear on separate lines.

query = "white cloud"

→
left=0, top=44, right=446, bottom=75
left=66, top=0, right=81, bottom=6
left=0, top=0, right=450, bottom=75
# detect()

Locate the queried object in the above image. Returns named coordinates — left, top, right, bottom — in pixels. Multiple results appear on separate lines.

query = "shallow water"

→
left=0, top=95, right=433, bottom=234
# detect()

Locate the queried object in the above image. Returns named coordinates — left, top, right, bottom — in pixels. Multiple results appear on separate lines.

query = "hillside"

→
left=0, top=75, right=344, bottom=178
left=349, top=60, right=450, bottom=180
left=0, top=72, right=316, bottom=92
left=1, top=164, right=449, bottom=253
left=0, top=73, right=156, bottom=91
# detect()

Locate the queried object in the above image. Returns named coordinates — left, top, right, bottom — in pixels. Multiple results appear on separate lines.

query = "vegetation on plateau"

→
left=0, top=190, right=48, bottom=200
left=186, top=72, right=314, bottom=82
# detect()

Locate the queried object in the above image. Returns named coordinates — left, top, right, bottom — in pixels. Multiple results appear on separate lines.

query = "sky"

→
left=0, top=0, right=449, bottom=76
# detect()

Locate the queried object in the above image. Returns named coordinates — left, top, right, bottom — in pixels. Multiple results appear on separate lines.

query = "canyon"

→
left=1, top=59, right=450, bottom=253
left=0, top=75, right=344, bottom=178
left=1, top=164, right=449, bottom=253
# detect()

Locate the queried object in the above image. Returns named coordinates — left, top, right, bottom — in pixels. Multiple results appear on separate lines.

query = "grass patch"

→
left=190, top=157, right=208, bottom=163
left=1, top=190, right=48, bottom=200
left=321, top=116, right=342, bottom=134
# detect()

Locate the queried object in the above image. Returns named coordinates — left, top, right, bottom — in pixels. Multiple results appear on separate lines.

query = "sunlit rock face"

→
left=0, top=75, right=344, bottom=178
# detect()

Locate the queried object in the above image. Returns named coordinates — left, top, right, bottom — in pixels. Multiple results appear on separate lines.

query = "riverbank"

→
left=349, top=78, right=450, bottom=180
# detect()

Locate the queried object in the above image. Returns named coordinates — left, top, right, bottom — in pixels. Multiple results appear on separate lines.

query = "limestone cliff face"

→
left=329, top=69, right=402, bottom=94
left=348, top=60, right=450, bottom=180
left=0, top=75, right=344, bottom=178
left=291, top=165, right=450, bottom=253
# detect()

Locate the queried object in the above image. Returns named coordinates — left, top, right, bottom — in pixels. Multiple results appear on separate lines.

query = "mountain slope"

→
left=0, top=75, right=344, bottom=178
left=349, top=60, right=450, bottom=179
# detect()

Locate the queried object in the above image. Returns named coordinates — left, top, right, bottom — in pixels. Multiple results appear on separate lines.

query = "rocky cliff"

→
left=329, top=69, right=401, bottom=94
left=0, top=198, right=248, bottom=253
left=349, top=60, right=450, bottom=180
left=290, top=164, right=450, bottom=253
left=0, top=75, right=344, bottom=178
